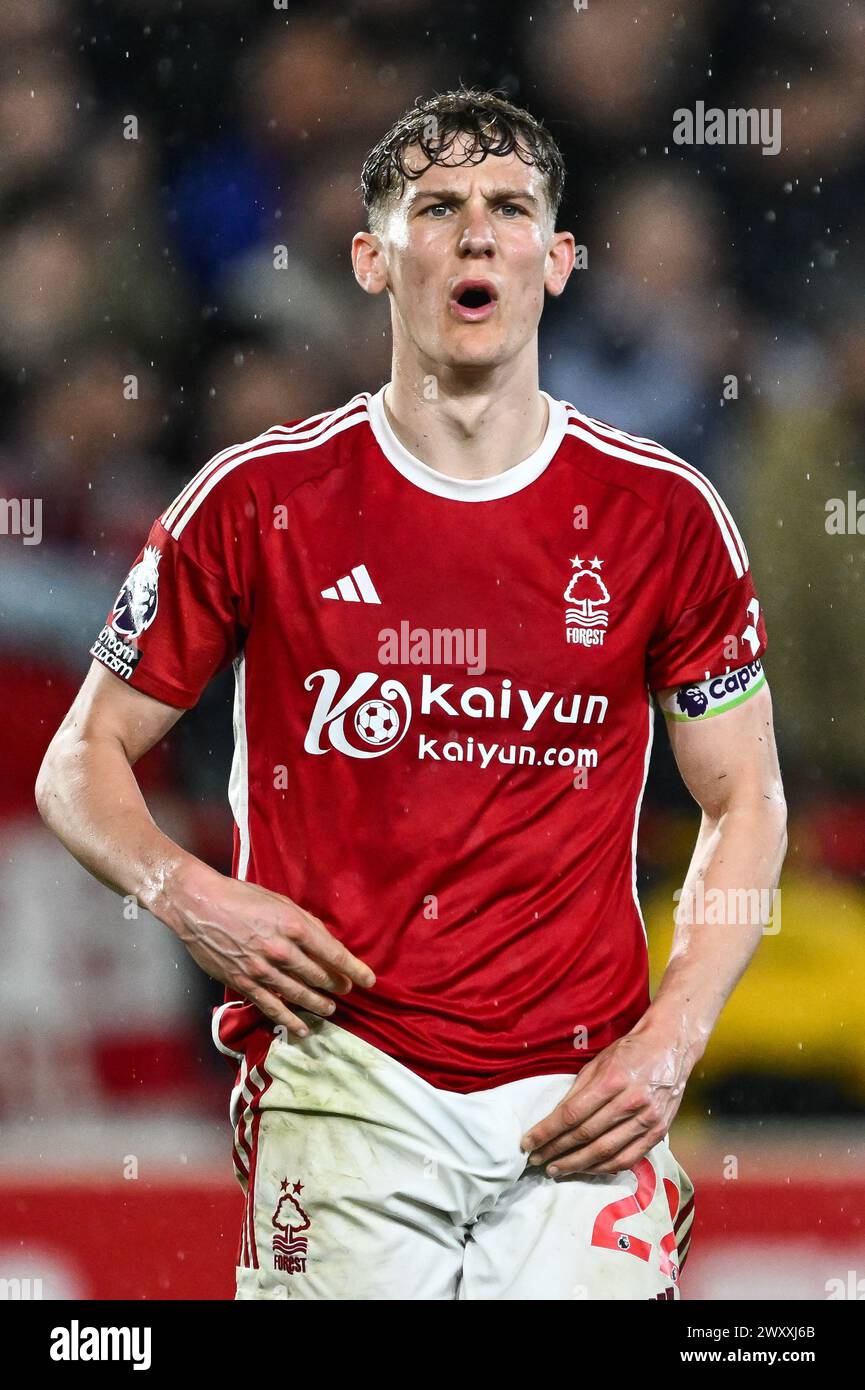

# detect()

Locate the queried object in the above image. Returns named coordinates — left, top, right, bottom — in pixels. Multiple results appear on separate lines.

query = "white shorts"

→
left=225, top=1010, right=695, bottom=1300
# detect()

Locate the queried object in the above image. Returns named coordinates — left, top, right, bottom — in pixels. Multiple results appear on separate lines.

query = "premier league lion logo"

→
left=675, top=685, right=709, bottom=718
left=110, top=545, right=161, bottom=639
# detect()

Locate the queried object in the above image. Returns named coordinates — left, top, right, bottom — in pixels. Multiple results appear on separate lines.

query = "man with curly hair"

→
left=37, top=87, right=786, bottom=1300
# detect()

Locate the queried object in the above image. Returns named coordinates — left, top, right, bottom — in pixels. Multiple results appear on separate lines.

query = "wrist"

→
left=629, top=1003, right=713, bottom=1070
left=138, top=845, right=216, bottom=936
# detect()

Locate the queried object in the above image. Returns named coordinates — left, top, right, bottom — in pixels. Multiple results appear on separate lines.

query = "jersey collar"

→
left=366, top=384, right=568, bottom=502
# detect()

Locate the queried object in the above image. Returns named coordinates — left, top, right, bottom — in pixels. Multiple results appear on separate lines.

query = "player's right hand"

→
left=160, top=859, right=376, bottom=1036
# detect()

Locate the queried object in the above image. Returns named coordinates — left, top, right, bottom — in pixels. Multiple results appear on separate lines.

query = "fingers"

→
left=575, top=1135, right=663, bottom=1176
left=526, top=1094, right=627, bottom=1165
left=294, top=911, right=376, bottom=990
left=257, top=966, right=340, bottom=1020
left=240, top=937, right=355, bottom=1020
left=190, top=883, right=377, bottom=1025
left=247, top=885, right=376, bottom=990
left=268, top=933, right=365, bottom=1002
left=522, top=1059, right=675, bottom=1176
left=543, top=1118, right=658, bottom=1176
left=275, top=946, right=354, bottom=996
left=239, top=932, right=372, bottom=1028
left=243, top=985, right=314, bottom=1038
left=521, top=1071, right=607, bottom=1154
left=524, top=1081, right=675, bottom=1175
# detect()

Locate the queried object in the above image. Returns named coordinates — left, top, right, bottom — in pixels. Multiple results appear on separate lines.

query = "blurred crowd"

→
left=1, top=0, right=864, bottom=1121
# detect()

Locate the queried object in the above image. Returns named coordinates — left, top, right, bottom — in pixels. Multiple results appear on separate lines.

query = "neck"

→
left=382, top=350, right=548, bottom=482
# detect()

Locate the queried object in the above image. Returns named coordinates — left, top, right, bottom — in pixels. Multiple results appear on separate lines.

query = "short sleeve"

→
left=89, top=457, right=258, bottom=709
left=646, top=475, right=768, bottom=692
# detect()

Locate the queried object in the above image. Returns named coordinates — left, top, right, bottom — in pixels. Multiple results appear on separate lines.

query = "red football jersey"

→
left=90, top=388, right=768, bottom=1091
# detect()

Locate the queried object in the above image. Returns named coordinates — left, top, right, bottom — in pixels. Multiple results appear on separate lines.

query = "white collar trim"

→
left=366, top=384, right=567, bottom=501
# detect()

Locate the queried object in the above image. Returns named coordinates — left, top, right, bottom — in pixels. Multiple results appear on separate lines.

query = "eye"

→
left=423, top=203, right=452, bottom=217
left=499, top=203, right=526, bottom=217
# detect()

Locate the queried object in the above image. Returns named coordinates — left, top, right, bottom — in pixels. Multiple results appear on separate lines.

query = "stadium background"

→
left=1, top=0, right=863, bottom=1300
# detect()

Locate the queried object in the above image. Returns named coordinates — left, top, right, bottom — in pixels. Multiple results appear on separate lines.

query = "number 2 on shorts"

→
left=590, top=1155, right=679, bottom=1279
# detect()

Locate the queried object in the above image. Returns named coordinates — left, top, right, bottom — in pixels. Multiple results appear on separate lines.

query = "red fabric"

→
left=89, top=393, right=768, bottom=1092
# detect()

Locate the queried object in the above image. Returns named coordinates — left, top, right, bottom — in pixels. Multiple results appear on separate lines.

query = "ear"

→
left=544, top=230, right=577, bottom=298
left=352, top=231, right=389, bottom=296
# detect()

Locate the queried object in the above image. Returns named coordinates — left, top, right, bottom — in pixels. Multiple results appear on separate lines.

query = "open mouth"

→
left=459, top=287, right=492, bottom=308
left=451, top=281, right=498, bottom=321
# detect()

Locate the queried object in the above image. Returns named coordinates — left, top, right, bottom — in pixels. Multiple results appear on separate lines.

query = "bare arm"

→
left=638, top=681, right=787, bottom=1052
left=36, top=661, right=375, bottom=1035
left=521, top=682, right=787, bottom=1173
left=35, top=660, right=188, bottom=899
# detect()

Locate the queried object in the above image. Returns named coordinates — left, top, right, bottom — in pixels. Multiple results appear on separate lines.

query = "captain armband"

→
left=658, top=658, right=766, bottom=722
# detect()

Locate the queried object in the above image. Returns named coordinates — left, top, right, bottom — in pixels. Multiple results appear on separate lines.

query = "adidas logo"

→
left=320, top=564, right=381, bottom=604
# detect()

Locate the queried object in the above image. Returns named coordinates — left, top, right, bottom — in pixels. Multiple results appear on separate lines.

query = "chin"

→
left=439, top=339, right=509, bottom=371
left=454, top=357, right=507, bottom=372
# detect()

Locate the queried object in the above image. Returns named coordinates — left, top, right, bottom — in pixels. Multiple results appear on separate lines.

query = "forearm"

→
left=633, top=798, right=787, bottom=1061
left=35, top=730, right=208, bottom=923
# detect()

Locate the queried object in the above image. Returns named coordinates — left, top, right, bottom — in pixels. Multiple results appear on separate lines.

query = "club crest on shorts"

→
left=272, top=1178, right=310, bottom=1274
left=564, top=555, right=610, bottom=647
left=111, top=545, right=161, bottom=639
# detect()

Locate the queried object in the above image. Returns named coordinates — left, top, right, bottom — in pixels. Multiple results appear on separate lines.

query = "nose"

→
left=457, top=205, right=496, bottom=258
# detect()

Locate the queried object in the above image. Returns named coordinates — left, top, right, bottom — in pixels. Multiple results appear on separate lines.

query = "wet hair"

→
left=360, top=85, right=566, bottom=233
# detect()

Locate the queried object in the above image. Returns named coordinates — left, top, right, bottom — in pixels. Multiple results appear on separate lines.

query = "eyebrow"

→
left=410, top=187, right=540, bottom=206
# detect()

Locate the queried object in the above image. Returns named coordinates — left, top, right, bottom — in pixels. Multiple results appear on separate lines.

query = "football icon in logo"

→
left=355, top=699, right=401, bottom=746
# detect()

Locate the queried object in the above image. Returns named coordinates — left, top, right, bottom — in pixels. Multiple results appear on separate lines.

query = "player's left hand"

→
left=519, top=1026, right=693, bottom=1176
